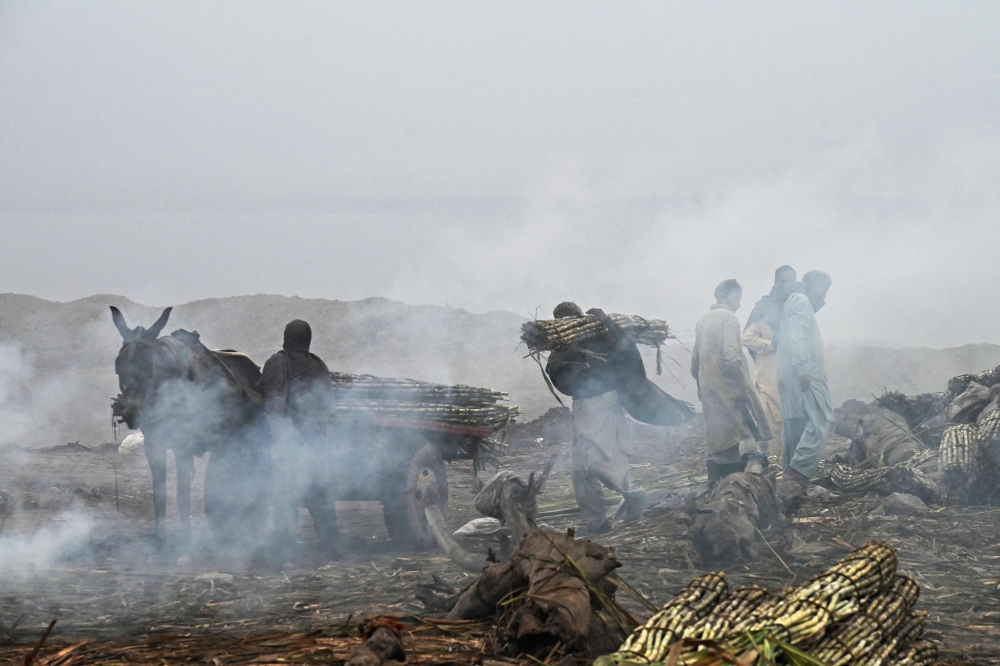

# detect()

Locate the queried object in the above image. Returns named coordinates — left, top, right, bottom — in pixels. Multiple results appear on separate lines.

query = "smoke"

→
left=0, top=341, right=75, bottom=447
left=0, top=341, right=101, bottom=574
left=3, top=4, right=1000, bottom=349
left=0, top=511, right=94, bottom=572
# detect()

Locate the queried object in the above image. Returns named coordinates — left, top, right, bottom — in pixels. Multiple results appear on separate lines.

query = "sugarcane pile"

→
left=595, top=540, right=939, bottom=666
left=520, top=313, right=670, bottom=354
left=328, top=372, right=518, bottom=430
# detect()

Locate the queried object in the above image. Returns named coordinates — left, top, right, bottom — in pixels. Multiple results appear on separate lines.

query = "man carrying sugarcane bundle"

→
left=259, top=319, right=342, bottom=560
left=777, top=270, right=834, bottom=485
left=742, top=265, right=797, bottom=456
left=691, top=280, right=772, bottom=484
left=544, top=302, right=648, bottom=534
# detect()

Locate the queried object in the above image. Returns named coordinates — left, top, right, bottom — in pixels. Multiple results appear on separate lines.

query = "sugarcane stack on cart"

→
left=596, top=540, right=939, bottom=666
left=329, top=372, right=517, bottom=432
left=328, top=372, right=518, bottom=474
left=520, top=313, right=672, bottom=374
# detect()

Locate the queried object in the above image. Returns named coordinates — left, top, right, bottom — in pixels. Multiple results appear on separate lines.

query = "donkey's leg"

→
left=145, top=439, right=168, bottom=546
left=176, top=449, right=195, bottom=545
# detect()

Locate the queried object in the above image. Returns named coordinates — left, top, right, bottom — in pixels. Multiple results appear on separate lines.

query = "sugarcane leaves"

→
left=756, top=634, right=831, bottom=666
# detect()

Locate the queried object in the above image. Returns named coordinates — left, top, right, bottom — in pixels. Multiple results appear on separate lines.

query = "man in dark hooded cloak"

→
left=259, top=320, right=341, bottom=559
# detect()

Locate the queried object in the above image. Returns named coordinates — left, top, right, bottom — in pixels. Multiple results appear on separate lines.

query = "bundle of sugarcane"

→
left=329, top=401, right=519, bottom=426
left=682, top=586, right=773, bottom=641
left=330, top=373, right=507, bottom=405
left=978, top=407, right=1000, bottom=444
left=595, top=542, right=940, bottom=666
left=884, top=612, right=929, bottom=664
left=829, top=464, right=894, bottom=494
left=520, top=313, right=670, bottom=354
left=939, top=423, right=980, bottom=475
left=333, top=384, right=508, bottom=406
left=595, top=572, right=728, bottom=665
left=810, top=575, right=920, bottom=666
left=726, top=541, right=898, bottom=646
left=891, top=638, right=937, bottom=666
left=327, top=372, right=516, bottom=431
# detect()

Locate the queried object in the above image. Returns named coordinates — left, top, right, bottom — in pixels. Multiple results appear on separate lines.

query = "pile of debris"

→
left=520, top=313, right=670, bottom=353
left=826, top=360, right=1000, bottom=505
left=597, top=540, right=938, bottom=666
left=328, top=372, right=518, bottom=431
left=412, top=460, right=634, bottom=660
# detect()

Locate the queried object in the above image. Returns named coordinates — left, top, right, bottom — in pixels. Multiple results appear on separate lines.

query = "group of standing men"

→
left=692, top=266, right=834, bottom=486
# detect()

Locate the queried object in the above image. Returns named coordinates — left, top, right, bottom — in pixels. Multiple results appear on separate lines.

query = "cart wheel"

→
left=382, top=439, right=448, bottom=551
left=204, top=445, right=270, bottom=548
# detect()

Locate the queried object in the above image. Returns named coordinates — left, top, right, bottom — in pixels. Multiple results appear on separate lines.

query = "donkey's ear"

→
left=110, top=306, right=133, bottom=340
left=145, top=307, right=173, bottom=339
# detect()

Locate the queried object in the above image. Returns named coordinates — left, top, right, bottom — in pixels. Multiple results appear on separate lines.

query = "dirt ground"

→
left=2, top=417, right=1000, bottom=664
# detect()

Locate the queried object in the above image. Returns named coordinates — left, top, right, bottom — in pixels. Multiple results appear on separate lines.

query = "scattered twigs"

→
left=0, top=614, right=28, bottom=641
left=3, top=619, right=492, bottom=666
left=23, top=619, right=56, bottom=666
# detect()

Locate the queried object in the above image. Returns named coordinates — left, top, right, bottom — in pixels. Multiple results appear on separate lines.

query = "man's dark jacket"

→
left=545, top=319, right=692, bottom=427
left=258, top=320, right=334, bottom=434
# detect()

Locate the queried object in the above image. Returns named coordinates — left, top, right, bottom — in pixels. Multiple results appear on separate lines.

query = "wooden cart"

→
left=323, top=414, right=508, bottom=550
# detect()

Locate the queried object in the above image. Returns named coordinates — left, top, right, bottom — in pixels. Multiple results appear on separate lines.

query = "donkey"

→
left=110, top=306, right=266, bottom=546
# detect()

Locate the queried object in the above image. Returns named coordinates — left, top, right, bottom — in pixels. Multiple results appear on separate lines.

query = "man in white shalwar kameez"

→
left=777, top=270, right=834, bottom=484
left=692, top=280, right=772, bottom=484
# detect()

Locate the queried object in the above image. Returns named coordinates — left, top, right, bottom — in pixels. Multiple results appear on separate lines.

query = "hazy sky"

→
left=2, top=2, right=998, bottom=348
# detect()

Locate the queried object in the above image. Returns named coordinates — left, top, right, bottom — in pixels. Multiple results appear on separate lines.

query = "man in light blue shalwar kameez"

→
left=777, top=270, right=834, bottom=484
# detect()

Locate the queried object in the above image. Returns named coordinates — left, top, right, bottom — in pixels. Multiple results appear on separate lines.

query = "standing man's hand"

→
left=586, top=308, right=610, bottom=324
left=798, top=375, right=812, bottom=391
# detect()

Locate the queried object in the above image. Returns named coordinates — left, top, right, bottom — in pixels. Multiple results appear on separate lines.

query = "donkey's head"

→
left=110, top=306, right=172, bottom=429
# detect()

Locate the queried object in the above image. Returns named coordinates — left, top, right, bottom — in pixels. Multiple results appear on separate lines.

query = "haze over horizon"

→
left=3, top=2, right=999, bottom=349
